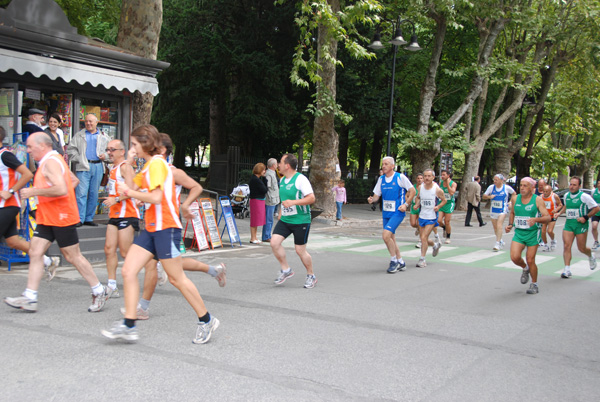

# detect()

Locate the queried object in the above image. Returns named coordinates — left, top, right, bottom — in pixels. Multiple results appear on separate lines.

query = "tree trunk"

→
left=357, top=138, right=367, bottom=178
left=458, top=136, right=486, bottom=210
left=308, top=0, right=340, bottom=218
left=338, top=124, right=349, bottom=178
left=116, top=0, right=162, bottom=130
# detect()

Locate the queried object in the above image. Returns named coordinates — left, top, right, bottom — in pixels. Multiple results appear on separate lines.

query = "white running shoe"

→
left=444, top=238, right=451, bottom=244
left=493, top=242, right=500, bottom=252
left=593, top=241, right=600, bottom=251
left=416, top=258, right=427, bottom=268
left=561, top=270, right=572, bottom=279
left=590, top=253, right=597, bottom=270
left=157, top=262, right=168, bottom=286
left=499, top=240, right=505, bottom=249
left=550, top=240, right=557, bottom=250
left=541, top=244, right=551, bottom=252
left=415, top=241, right=422, bottom=248
left=432, top=242, right=442, bottom=257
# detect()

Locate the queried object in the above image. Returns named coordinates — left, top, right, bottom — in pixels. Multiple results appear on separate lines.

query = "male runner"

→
left=559, top=176, right=599, bottom=279
left=505, top=177, right=551, bottom=294
left=540, top=184, right=563, bottom=252
left=368, top=157, right=415, bottom=273
left=4, top=133, right=107, bottom=312
left=271, top=153, right=317, bottom=288
left=438, top=170, right=457, bottom=244
left=409, top=173, right=424, bottom=248
left=414, top=169, right=446, bottom=267
left=591, top=180, right=600, bottom=250
left=483, top=174, right=514, bottom=251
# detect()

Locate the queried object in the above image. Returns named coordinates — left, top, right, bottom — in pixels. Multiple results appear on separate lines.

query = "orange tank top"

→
left=108, top=161, right=140, bottom=219
left=34, top=151, right=80, bottom=227
left=0, top=148, right=21, bottom=208
left=542, top=193, right=556, bottom=214
left=134, top=156, right=181, bottom=232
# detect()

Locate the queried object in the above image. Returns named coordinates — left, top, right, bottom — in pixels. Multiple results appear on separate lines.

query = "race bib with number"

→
left=545, top=201, right=551, bottom=209
left=491, top=200, right=503, bottom=209
left=281, top=205, right=297, bottom=216
left=108, top=178, right=116, bottom=195
left=566, top=209, right=580, bottom=219
left=383, top=200, right=396, bottom=212
left=421, top=199, right=434, bottom=208
left=514, top=216, right=531, bottom=229
left=444, top=193, right=451, bottom=200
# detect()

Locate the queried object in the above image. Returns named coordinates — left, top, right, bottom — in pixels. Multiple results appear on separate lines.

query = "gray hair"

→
left=494, top=173, right=505, bottom=181
left=267, top=158, right=277, bottom=168
left=382, top=156, right=395, bottom=166
left=423, top=168, right=435, bottom=176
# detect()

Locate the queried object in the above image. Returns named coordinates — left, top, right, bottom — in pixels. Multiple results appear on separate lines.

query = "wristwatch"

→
left=115, top=196, right=121, bottom=203
left=8, top=189, right=15, bottom=195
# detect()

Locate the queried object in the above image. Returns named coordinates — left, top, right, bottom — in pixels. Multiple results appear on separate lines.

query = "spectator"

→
left=43, top=113, right=65, bottom=155
left=249, top=162, right=268, bottom=244
left=23, top=108, right=45, bottom=135
left=262, top=158, right=280, bottom=242
left=332, top=179, right=347, bottom=220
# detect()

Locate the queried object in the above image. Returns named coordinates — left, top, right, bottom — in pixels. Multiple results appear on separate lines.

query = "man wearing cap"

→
left=66, top=113, right=110, bottom=226
left=23, top=108, right=46, bottom=135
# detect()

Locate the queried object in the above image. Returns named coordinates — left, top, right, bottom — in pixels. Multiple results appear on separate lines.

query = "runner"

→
left=559, top=176, right=599, bottom=279
left=437, top=170, right=456, bottom=244
left=4, top=133, right=107, bottom=312
left=0, top=127, right=60, bottom=280
left=591, top=180, right=600, bottom=250
left=102, top=139, right=140, bottom=299
left=482, top=174, right=515, bottom=251
left=101, top=125, right=219, bottom=343
left=413, top=168, right=446, bottom=267
left=409, top=173, right=424, bottom=248
left=271, top=153, right=317, bottom=288
left=540, top=184, right=563, bottom=252
left=505, top=177, right=551, bottom=294
left=131, top=133, right=226, bottom=320
left=367, top=157, right=415, bottom=273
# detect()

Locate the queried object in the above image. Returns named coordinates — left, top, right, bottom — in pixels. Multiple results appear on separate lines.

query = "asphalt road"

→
left=1, top=205, right=599, bottom=401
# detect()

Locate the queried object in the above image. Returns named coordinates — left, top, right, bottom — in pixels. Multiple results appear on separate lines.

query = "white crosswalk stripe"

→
left=443, top=249, right=505, bottom=263
left=401, top=247, right=458, bottom=258
left=349, top=243, right=411, bottom=252
left=495, top=255, right=555, bottom=269
left=554, top=260, right=598, bottom=277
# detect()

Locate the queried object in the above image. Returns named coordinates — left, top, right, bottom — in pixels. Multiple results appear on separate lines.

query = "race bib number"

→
left=107, top=178, right=116, bottom=195
left=422, top=199, right=434, bottom=208
left=545, top=201, right=551, bottom=209
left=514, top=216, right=530, bottom=229
left=383, top=200, right=396, bottom=212
left=566, top=209, right=580, bottom=219
left=491, top=200, right=503, bottom=209
left=444, top=193, right=451, bottom=200
left=281, top=205, right=297, bottom=216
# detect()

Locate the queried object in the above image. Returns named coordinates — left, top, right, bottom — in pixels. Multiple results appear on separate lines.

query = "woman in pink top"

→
left=332, top=179, right=347, bottom=220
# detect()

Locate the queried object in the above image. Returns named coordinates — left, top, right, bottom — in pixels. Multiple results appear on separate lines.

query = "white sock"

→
left=391, top=256, right=398, bottom=262
left=24, top=288, right=37, bottom=300
left=283, top=267, right=291, bottom=273
left=43, top=255, right=52, bottom=267
left=91, top=282, right=105, bottom=296
left=565, top=265, right=570, bottom=272
left=398, top=258, right=404, bottom=265
left=107, top=279, right=117, bottom=290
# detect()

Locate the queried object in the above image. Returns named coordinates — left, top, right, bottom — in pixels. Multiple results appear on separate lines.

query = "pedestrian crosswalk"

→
left=300, top=234, right=600, bottom=281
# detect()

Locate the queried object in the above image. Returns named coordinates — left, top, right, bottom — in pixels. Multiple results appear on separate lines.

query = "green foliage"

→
left=53, top=0, right=121, bottom=44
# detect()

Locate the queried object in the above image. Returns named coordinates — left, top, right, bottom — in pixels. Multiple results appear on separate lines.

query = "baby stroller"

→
left=230, top=184, right=250, bottom=219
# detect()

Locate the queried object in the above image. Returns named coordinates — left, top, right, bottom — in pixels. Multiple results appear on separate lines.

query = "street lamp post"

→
left=369, top=17, right=422, bottom=156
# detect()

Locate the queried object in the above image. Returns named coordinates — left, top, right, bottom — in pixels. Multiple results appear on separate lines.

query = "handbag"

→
left=100, top=163, right=109, bottom=187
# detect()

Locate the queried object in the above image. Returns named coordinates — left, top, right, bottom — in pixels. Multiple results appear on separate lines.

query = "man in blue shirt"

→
left=66, top=113, right=110, bottom=226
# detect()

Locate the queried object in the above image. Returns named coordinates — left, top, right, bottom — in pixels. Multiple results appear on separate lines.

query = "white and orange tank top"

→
left=33, top=150, right=79, bottom=227
left=0, top=148, right=21, bottom=208
left=543, top=193, right=557, bottom=215
left=108, top=161, right=141, bottom=219
left=169, top=163, right=182, bottom=204
left=134, top=155, right=181, bottom=232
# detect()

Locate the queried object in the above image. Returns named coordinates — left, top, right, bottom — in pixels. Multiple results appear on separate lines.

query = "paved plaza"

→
left=1, top=204, right=600, bottom=401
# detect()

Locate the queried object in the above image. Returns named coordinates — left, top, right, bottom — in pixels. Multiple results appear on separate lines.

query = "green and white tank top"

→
left=279, top=173, right=311, bottom=224
left=513, top=194, right=539, bottom=231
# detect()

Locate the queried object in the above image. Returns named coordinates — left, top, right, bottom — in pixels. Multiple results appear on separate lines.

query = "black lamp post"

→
left=369, top=17, right=421, bottom=156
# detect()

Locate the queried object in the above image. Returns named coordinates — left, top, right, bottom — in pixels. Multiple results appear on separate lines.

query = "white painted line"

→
left=401, top=246, right=458, bottom=258
left=554, top=260, right=598, bottom=277
left=346, top=242, right=411, bottom=252
left=443, top=249, right=505, bottom=263
left=495, top=255, right=555, bottom=269
left=308, top=239, right=365, bottom=249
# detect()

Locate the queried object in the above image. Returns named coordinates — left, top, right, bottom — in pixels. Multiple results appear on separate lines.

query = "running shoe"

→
left=540, top=244, right=551, bottom=252
left=526, top=283, right=539, bottom=294
left=4, top=296, right=37, bottom=312
left=415, top=241, right=422, bottom=248
left=560, top=270, right=572, bottom=279
left=499, top=240, right=505, bottom=249
left=397, top=260, right=406, bottom=271
left=492, top=242, right=500, bottom=252
left=414, top=228, right=419, bottom=236
left=432, top=242, right=442, bottom=257
left=274, top=269, right=295, bottom=284
left=157, top=262, right=168, bottom=286
left=520, top=267, right=530, bottom=284
left=539, top=241, right=545, bottom=247
left=387, top=261, right=399, bottom=274
left=444, top=238, right=451, bottom=244
left=416, top=258, right=427, bottom=268
left=304, top=274, right=317, bottom=289
left=88, top=288, right=108, bottom=312
left=442, top=227, right=447, bottom=238
left=550, top=240, right=557, bottom=251
left=106, top=286, right=120, bottom=299
left=590, top=253, right=597, bottom=270
left=215, top=263, right=227, bottom=287
left=101, top=321, right=139, bottom=341
left=120, top=305, right=150, bottom=320
left=193, top=317, right=220, bottom=344
left=45, top=256, right=60, bottom=282
left=593, top=241, right=600, bottom=251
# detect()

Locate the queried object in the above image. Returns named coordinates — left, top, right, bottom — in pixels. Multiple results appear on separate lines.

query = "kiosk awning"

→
left=0, top=48, right=160, bottom=96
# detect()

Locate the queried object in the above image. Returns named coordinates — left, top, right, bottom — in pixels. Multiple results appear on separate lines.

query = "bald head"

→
left=27, top=132, right=53, bottom=161
left=29, top=132, right=53, bottom=147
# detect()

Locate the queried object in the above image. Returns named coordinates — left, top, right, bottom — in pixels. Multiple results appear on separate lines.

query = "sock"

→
left=43, top=255, right=52, bottom=267
left=124, top=318, right=136, bottom=328
left=391, top=256, right=398, bottom=262
left=565, top=265, right=570, bottom=272
left=207, top=266, right=218, bottom=277
left=434, top=233, right=440, bottom=239
left=199, top=312, right=211, bottom=323
left=282, top=267, right=291, bottom=273
left=398, top=258, right=404, bottom=265
left=91, top=282, right=104, bottom=296
left=139, top=298, right=151, bottom=311
left=107, top=279, right=117, bottom=290
left=24, top=288, right=38, bottom=300
left=532, top=282, right=537, bottom=286
left=446, top=233, right=451, bottom=239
